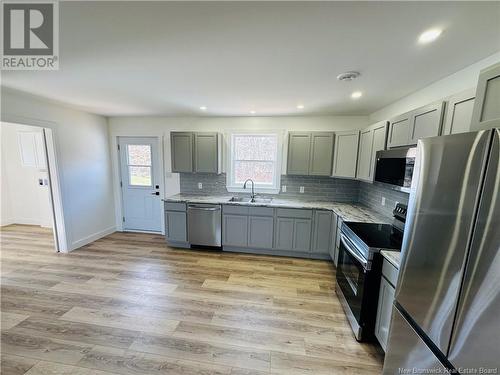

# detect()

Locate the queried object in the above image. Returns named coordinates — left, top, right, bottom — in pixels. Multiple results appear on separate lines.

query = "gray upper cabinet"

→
left=312, top=210, right=332, bottom=254
left=332, top=130, right=359, bottom=178
left=194, top=133, right=220, bottom=173
left=388, top=102, right=444, bottom=148
left=287, top=132, right=311, bottom=175
left=309, top=133, right=334, bottom=176
left=356, top=121, right=388, bottom=182
left=387, top=113, right=411, bottom=148
left=409, top=101, right=445, bottom=144
left=171, top=132, right=221, bottom=174
left=471, top=62, right=500, bottom=131
left=170, top=132, right=193, bottom=172
left=287, top=132, right=334, bottom=176
left=443, top=89, right=476, bottom=135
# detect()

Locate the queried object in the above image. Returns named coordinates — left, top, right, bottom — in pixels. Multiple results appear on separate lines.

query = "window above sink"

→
left=226, top=131, right=283, bottom=194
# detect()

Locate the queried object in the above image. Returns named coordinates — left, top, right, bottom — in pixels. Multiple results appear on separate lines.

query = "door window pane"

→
left=129, top=166, right=152, bottom=186
left=127, top=145, right=151, bottom=165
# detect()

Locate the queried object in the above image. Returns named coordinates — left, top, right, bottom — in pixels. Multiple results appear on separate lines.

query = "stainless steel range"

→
left=336, top=203, right=407, bottom=341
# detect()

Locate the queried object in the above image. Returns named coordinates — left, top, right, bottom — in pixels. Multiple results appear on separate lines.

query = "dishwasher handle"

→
left=188, top=205, right=221, bottom=211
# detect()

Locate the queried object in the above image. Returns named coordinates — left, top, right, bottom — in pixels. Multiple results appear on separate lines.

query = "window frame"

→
left=226, top=130, right=283, bottom=194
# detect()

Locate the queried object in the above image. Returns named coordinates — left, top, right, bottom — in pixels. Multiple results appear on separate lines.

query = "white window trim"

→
left=225, top=130, right=283, bottom=194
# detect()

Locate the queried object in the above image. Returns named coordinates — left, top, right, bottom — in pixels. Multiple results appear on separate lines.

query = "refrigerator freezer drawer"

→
left=383, top=306, right=447, bottom=374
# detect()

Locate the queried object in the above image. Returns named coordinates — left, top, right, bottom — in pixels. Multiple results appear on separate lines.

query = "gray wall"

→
left=358, top=181, right=409, bottom=217
left=180, top=173, right=360, bottom=202
left=180, top=173, right=409, bottom=218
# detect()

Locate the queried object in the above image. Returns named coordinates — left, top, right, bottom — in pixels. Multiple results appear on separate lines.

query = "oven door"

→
left=336, top=233, right=368, bottom=323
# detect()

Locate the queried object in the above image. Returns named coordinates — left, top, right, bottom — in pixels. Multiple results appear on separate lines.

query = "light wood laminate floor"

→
left=1, top=224, right=383, bottom=375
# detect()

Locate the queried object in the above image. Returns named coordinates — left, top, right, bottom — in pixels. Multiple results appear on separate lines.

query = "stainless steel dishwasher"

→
left=187, top=204, right=222, bottom=247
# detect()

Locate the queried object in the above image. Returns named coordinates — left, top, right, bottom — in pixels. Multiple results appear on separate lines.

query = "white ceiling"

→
left=2, top=1, right=500, bottom=117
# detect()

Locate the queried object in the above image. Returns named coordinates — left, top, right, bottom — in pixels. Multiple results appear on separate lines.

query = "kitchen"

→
left=1, top=2, right=499, bottom=375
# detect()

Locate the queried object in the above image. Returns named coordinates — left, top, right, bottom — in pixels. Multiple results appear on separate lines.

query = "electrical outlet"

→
left=198, top=182, right=203, bottom=190
left=299, top=186, right=305, bottom=194
left=381, top=197, right=386, bottom=206
left=282, top=185, right=287, bottom=193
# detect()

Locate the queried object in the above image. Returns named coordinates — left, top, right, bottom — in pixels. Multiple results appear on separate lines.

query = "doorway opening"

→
left=117, top=136, right=163, bottom=233
left=1, top=122, right=64, bottom=253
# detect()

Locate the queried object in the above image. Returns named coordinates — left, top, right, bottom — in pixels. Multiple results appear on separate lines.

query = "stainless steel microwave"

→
left=374, top=147, right=416, bottom=193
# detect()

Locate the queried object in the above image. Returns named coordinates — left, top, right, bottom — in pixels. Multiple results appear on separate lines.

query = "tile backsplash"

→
left=180, top=173, right=409, bottom=213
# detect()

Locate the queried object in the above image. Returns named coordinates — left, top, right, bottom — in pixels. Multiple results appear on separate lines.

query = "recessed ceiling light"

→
left=297, top=104, right=304, bottom=109
left=418, top=28, right=442, bottom=44
left=351, top=91, right=362, bottom=99
left=199, top=106, right=207, bottom=110
left=250, top=110, right=256, bottom=115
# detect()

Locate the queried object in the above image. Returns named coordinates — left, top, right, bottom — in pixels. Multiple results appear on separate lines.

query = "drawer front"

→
left=382, top=258, right=399, bottom=287
left=223, top=205, right=249, bottom=215
left=165, top=202, right=187, bottom=212
left=248, top=207, right=274, bottom=216
left=276, top=208, right=313, bottom=219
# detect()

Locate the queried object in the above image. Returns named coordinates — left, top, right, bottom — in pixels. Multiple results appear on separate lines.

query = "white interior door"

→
left=119, top=137, right=162, bottom=232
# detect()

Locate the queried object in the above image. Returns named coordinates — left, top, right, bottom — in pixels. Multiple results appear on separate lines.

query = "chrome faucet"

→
left=243, top=179, right=256, bottom=201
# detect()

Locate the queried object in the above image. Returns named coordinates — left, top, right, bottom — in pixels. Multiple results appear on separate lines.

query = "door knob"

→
left=151, top=192, right=160, bottom=196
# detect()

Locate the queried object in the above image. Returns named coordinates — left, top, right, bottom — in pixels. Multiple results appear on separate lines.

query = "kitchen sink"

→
left=228, top=196, right=273, bottom=204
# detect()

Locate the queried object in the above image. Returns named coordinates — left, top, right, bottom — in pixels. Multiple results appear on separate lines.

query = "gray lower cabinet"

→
left=312, top=210, right=332, bottom=254
left=471, top=62, right=500, bottom=131
left=165, top=210, right=187, bottom=242
left=222, top=214, right=248, bottom=247
left=329, top=212, right=338, bottom=261
left=443, top=89, right=475, bottom=135
left=333, top=217, right=343, bottom=266
left=293, top=219, right=312, bottom=252
left=170, top=132, right=193, bottom=172
left=274, top=209, right=313, bottom=252
left=275, top=217, right=294, bottom=250
left=287, top=132, right=334, bottom=176
left=248, top=216, right=274, bottom=248
left=375, top=275, right=396, bottom=352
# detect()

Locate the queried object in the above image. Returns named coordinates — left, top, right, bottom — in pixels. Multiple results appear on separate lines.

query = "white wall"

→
left=1, top=88, right=116, bottom=251
left=370, top=52, right=500, bottom=122
left=0, top=123, right=53, bottom=227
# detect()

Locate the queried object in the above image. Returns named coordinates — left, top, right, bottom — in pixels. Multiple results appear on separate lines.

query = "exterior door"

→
left=119, top=137, right=162, bottom=232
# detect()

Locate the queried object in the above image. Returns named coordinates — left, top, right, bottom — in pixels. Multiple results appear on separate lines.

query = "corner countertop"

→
left=380, top=250, right=401, bottom=269
left=164, top=193, right=391, bottom=224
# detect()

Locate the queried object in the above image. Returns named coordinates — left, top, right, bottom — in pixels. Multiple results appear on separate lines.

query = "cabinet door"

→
left=443, top=89, right=475, bottom=135
left=165, top=211, right=187, bottom=242
left=312, top=211, right=332, bottom=253
left=329, top=213, right=338, bottom=262
left=194, top=133, right=218, bottom=173
left=409, top=102, right=445, bottom=144
left=356, top=128, right=373, bottom=181
left=375, top=276, right=396, bottom=351
left=471, top=62, right=500, bottom=131
left=388, top=113, right=411, bottom=148
left=332, top=130, right=359, bottom=178
left=309, top=132, right=334, bottom=176
left=275, top=217, right=294, bottom=250
left=370, top=122, right=388, bottom=180
left=248, top=216, right=274, bottom=249
left=293, top=219, right=312, bottom=252
left=171, top=132, right=193, bottom=172
left=223, top=214, right=248, bottom=247
left=287, top=132, right=311, bottom=175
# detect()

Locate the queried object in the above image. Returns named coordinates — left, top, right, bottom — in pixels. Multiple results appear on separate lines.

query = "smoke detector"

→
left=337, top=71, right=361, bottom=82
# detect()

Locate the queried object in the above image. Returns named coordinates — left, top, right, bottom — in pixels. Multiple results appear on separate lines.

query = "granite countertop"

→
left=164, top=193, right=391, bottom=224
left=380, top=250, right=401, bottom=269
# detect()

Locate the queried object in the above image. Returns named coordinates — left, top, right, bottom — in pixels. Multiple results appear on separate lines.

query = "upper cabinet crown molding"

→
left=471, top=62, right=500, bottom=131
left=287, top=131, right=334, bottom=176
left=332, top=130, right=359, bottom=179
left=387, top=101, right=445, bottom=148
left=442, top=88, right=476, bottom=135
left=170, top=131, right=221, bottom=174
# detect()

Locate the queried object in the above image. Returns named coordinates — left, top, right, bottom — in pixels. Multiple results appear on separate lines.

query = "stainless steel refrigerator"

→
left=383, top=128, right=499, bottom=374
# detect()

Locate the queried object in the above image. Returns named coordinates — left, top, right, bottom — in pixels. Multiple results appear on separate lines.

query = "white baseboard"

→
left=70, top=225, right=116, bottom=252
left=0, top=218, right=15, bottom=227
